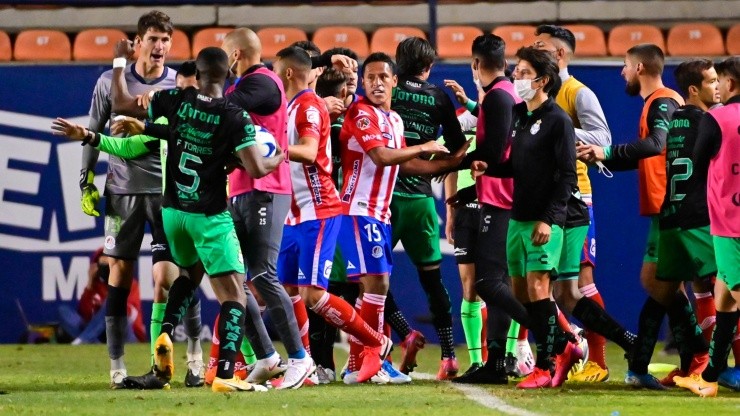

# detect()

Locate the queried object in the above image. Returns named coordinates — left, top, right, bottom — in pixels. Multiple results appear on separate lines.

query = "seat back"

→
left=608, top=24, right=665, bottom=56
left=14, top=29, right=71, bottom=61
left=312, top=26, right=369, bottom=58
left=73, top=29, right=127, bottom=61
left=192, top=27, right=233, bottom=57
left=492, top=25, right=536, bottom=57
left=370, top=26, right=426, bottom=56
left=0, top=31, right=11, bottom=61
left=667, top=23, right=724, bottom=56
left=563, top=24, right=607, bottom=57
left=437, top=26, right=483, bottom=59
left=257, top=27, right=308, bottom=60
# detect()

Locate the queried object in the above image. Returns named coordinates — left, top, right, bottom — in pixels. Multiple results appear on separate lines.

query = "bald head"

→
left=222, top=28, right=262, bottom=60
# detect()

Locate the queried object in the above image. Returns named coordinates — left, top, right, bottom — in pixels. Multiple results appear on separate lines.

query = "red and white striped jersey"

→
left=286, top=89, right=342, bottom=225
left=339, top=97, right=405, bottom=224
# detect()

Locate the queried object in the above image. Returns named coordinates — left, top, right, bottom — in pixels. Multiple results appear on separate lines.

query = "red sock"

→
left=348, top=298, right=363, bottom=372
left=291, top=295, right=311, bottom=355
left=480, top=302, right=489, bottom=363
left=360, top=293, right=386, bottom=334
left=518, top=326, right=528, bottom=341
left=733, top=319, right=740, bottom=365
left=208, top=314, right=221, bottom=371
left=580, top=284, right=608, bottom=368
left=694, top=292, right=716, bottom=343
left=556, top=306, right=572, bottom=335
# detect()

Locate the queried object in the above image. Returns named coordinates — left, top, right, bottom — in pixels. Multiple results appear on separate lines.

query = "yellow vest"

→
left=556, top=76, right=591, bottom=195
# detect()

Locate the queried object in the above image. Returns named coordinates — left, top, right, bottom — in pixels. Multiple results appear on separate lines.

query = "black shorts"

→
left=103, top=194, right=172, bottom=264
left=453, top=203, right=480, bottom=265
left=475, top=203, right=510, bottom=276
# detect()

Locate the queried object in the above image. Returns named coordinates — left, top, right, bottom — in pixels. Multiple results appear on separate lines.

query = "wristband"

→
left=602, top=146, right=613, bottom=160
left=113, top=58, right=127, bottom=69
left=464, top=99, right=477, bottom=113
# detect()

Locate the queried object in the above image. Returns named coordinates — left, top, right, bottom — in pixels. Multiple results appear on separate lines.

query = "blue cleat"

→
left=382, top=360, right=412, bottom=384
left=624, top=370, right=667, bottom=390
left=718, top=367, right=740, bottom=391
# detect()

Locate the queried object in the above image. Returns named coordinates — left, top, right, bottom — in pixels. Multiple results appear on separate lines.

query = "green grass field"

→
left=1, top=342, right=739, bottom=416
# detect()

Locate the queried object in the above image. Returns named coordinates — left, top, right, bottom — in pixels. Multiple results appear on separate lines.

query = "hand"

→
left=443, top=79, right=469, bottom=106
left=113, top=38, right=135, bottom=60
left=530, top=221, right=551, bottom=246
left=470, top=160, right=488, bottom=179
left=323, top=96, right=345, bottom=118
left=110, top=116, right=145, bottom=136
left=81, top=184, right=100, bottom=217
left=136, top=90, right=156, bottom=110
left=51, top=117, right=88, bottom=141
left=445, top=210, right=455, bottom=245
left=576, top=143, right=605, bottom=163
left=419, top=141, right=450, bottom=156
left=330, top=54, right=358, bottom=75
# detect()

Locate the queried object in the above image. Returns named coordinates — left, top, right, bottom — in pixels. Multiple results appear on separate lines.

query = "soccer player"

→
left=471, top=47, right=582, bottom=389
left=338, top=52, right=468, bottom=383
left=674, top=56, right=740, bottom=397
left=577, top=44, right=708, bottom=390
left=78, top=10, right=203, bottom=389
left=390, top=36, right=467, bottom=379
left=533, top=25, right=614, bottom=382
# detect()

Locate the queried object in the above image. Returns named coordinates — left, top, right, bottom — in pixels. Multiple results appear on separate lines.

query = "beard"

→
left=625, top=79, right=640, bottom=96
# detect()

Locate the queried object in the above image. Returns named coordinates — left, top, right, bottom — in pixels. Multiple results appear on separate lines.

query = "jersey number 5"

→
left=177, top=152, right=202, bottom=194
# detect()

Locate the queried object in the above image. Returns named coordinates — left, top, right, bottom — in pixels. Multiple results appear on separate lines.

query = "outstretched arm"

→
left=110, top=39, right=148, bottom=118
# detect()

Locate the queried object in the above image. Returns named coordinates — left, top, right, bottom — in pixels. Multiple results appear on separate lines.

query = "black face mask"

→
left=98, top=264, right=110, bottom=283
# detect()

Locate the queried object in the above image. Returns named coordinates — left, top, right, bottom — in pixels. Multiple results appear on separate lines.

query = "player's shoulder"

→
left=297, top=90, right=329, bottom=111
left=346, top=98, right=377, bottom=119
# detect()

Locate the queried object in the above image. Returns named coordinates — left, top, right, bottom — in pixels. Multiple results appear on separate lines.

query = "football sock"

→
left=216, top=301, right=246, bottom=379
left=308, top=309, right=328, bottom=363
left=526, top=300, right=562, bottom=371
left=580, top=283, right=608, bottom=368
left=313, top=292, right=384, bottom=348
left=105, top=285, right=130, bottom=361
left=291, top=295, right=311, bottom=355
left=572, top=296, right=633, bottom=354
left=666, top=292, right=709, bottom=355
left=481, top=302, right=489, bottom=363
left=418, top=267, right=454, bottom=358
left=506, top=321, right=520, bottom=355
left=475, top=275, right=530, bottom=328
left=184, top=297, right=202, bottom=359
left=732, top=318, right=740, bottom=364
left=161, top=276, right=196, bottom=338
left=461, top=300, right=483, bottom=364
left=239, top=337, right=257, bottom=365
left=384, top=291, right=412, bottom=339
left=629, top=297, right=666, bottom=374
left=360, top=293, right=386, bottom=334
left=694, top=291, right=716, bottom=343
left=703, top=311, right=739, bottom=382
left=150, top=302, right=166, bottom=365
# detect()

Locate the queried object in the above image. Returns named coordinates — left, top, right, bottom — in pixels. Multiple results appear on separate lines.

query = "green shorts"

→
left=506, top=219, right=564, bottom=278
left=162, top=207, right=245, bottom=276
left=558, top=225, right=589, bottom=280
left=713, top=236, right=740, bottom=290
left=390, top=195, right=441, bottom=266
left=656, top=227, right=717, bottom=282
left=329, top=245, right=347, bottom=283
left=643, top=216, right=660, bottom=263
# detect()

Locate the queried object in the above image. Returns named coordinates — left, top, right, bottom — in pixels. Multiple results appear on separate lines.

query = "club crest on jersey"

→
left=323, top=260, right=333, bottom=279
left=104, top=235, right=116, bottom=250
left=356, top=117, right=371, bottom=130
left=306, top=106, right=320, bottom=125
left=381, top=132, right=392, bottom=140
left=530, top=120, right=541, bottom=135
left=372, top=245, right=383, bottom=259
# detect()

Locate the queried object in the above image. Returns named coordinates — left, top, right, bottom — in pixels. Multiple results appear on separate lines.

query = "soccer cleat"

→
left=154, top=333, right=174, bottom=381
left=568, top=361, right=610, bottom=383
left=673, top=373, right=718, bottom=397
left=552, top=342, right=583, bottom=387
left=399, top=330, right=426, bottom=374
left=452, top=364, right=508, bottom=385
left=569, top=323, right=590, bottom=368
left=624, top=370, right=667, bottom=390
left=516, top=367, right=553, bottom=389
left=212, top=376, right=268, bottom=393
left=343, top=370, right=390, bottom=385
left=357, top=336, right=393, bottom=383
left=718, top=367, right=740, bottom=391
left=123, top=368, right=171, bottom=390
left=247, top=353, right=286, bottom=384
left=276, top=356, right=316, bottom=390
left=436, top=357, right=460, bottom=381
left=110, top=369, right=128, bottom=390
left=514, top=340, right=535, bottom=377
left=504, top=353, right=519, bottom=377
left=381, top=360, right=412, bottom=384
left=659, top=367, right=684, bottom=387
left=460, top=362, right=484, bottom=378
left=185, top=359, right=205, bottom=388
left=315, top=366, right=335, bottom=385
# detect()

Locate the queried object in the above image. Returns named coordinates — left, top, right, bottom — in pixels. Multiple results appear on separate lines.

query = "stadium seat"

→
left=0, top=31, right=11, bottom=61
left=492, top=25, right=536, bottom=57
left=563, top=25, right=606, bottom=57
left=73, top=29, right=127, bottom=61
left=192, top=27, right=233, bottom=58
left=168, top=29, right=191, bottom=61
left=14, top=29, right=71, bottom=61
left=667, top=23, right=725, bottom=56
left=726, top=24, right=740, bottom=55
left=370, top=26, right=426, bottom=56
left=312, top=26, right=369, bottom=58
left=607, top=24, right=665, bottom=56
left=436, top=26, right=483, bottom=59
left=257, top=27, right=308, bottom=60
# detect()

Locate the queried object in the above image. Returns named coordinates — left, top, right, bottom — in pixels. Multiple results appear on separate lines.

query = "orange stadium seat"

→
left=191, top=27, right=233, bottom=57
left=437, top=26, right=483, bottom=59
left=14, top=29, right=71, bottom=61
left=257, top=27, right=308, bottom=60
left=312, top=26, right=369, bottom=58
left=667, top=23, right=725, bottom=56
left=0, top=31, right=11, bottom=61
left=492, top=25, right=536, bottom=57
left=563, top=25, right=606, bottom=57
left=607, top=24, right=665, bottom=56
left=370, top=26, right=426, bottom=56
left=168, top=29, right=191, bottom=61
left=73, top=29, right=127, bottom=61
left=726, top=24, right=740, bottom=55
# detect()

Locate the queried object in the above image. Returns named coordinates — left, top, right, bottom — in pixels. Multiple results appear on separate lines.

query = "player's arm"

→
left=436, top=89, right=467, bottom=153
left=78, top=75, right=112, bottom=216
left=288, top=104, right=323, bottom=164
left=53, top=117, right=159, bottom=159
left=543, top=117, right=578, bottom=226
left=689, top=112, right=723, bottom=189
left=459, top=90, right=512, bottom=169
left=233, top=111, right=284, bottom=178
left=457, top=110, right=478, bottom=132
left=444, top=172, right=458, bottom=244
left=399, top=139, right=471, bottom=175
left=227, top=74, right=281, bottom=114
left=109, top=40, right=148, bottom=118
left=574, top=87, right=611, bottom=146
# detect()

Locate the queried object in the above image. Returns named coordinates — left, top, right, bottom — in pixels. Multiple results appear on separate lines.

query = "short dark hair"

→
left=316, top=68, right=348, bottom=98
left=626, top=43, right=665, bottom=77
left=324, top=47, right=359, bottom=62
left=471, top=34, right=506, bottom=72
left=395, top=36, right=436, bottom=76
left=674, top=59, right=714, bottom=97
left=362, top=52, right=396, bottom=75
left=535, top=25, right=576, bottom=53
left=276, top=46, right=313, bottom=72
left=177, top=60, right=197, bottom=78
left=715, top=56, right=740, bottom=82
left=291, top=40, right=321, bottom=57
left=137, top=10, right=173, bottom=38
left=515, top=46, right=561, bottom=97
left=195, top=47, right=229, bottom=82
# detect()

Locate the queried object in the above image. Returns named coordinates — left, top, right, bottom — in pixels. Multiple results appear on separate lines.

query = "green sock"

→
left=506, top=321, right=520, bottom=355
left=240, top=338, right=257, bottom=365
left=150, top=302, right=166, bottom=366
left=461, top=300, right=483, bottom=364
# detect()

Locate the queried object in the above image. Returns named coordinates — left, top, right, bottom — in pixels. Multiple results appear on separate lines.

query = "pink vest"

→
left=707, top=102, right=740, bottom=237
left=227, top=67, right=292, bottom=196
left=475, top=80, right=520, bottom=209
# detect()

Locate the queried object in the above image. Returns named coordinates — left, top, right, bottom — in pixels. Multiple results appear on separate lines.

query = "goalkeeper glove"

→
left=79, top=169, right=100, bottom=217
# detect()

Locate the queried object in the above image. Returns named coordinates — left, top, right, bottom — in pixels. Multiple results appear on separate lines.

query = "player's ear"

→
left=391, top=74, right=398, bottom=87
left=687, top=84, right=698, bottom=97
left=285, top=67, right=293, bottom=80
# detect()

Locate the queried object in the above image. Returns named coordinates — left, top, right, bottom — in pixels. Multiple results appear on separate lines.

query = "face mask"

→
left=514, top=78, right=541, bottom=101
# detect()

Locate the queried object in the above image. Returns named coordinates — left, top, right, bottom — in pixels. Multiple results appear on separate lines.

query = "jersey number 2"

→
left=669, top=157, right=692, bottom=202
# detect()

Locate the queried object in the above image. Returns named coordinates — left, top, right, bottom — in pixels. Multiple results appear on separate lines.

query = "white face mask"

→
left=514, top=78, right=540, bottom=102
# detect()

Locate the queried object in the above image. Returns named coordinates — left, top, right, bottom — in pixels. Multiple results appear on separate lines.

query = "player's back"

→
left=339, top=97, right=404, bottom=223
